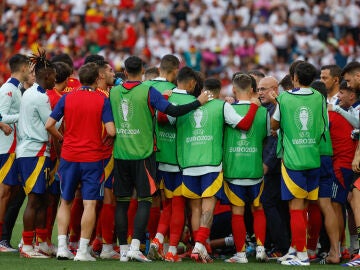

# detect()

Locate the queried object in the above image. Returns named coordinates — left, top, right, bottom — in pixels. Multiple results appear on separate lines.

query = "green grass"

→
left=0, top=200, right=348, bottom=269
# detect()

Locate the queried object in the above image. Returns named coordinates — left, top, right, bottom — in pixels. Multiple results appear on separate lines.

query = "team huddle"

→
left=1, top=51, right=360, bottom=267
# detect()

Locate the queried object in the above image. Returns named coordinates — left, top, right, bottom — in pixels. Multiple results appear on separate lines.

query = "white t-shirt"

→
left=16, top=83, right=51, bottom=158
left=0, top=78, right=22, bottom=154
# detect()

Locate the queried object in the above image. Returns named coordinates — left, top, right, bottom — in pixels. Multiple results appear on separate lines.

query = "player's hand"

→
left=250, top=97, right=261, bottom=106
left=352, top=154, right=360, bottom=173
left=103, top=135, right=114, bottom=146
left=224, top=96, right=235, bottom=104
left=163, top=90, right=173, bottom=97
left=0, top=122, right=12, bottom=136
left=197, top=90, right=213, bottom=105
left=269, top=90, right=278, bottom=104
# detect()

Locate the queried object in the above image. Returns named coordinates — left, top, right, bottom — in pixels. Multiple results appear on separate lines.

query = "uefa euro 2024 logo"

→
left=295, top=106, right=313, bottom=137
left=120, top=99, right=132, bottom=128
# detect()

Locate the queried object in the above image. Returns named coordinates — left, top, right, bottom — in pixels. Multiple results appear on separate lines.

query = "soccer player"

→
left=146, top=54, right=180, bottom=260
left=93, top=59, right=119, bottom=260
left=46, top=62, right=116, bottom=262
left=110, top=56, right=210, bottom=263
left=174, top=75, right=260, bottom=263
left=340, top=61, right=360, bottom=267
left=271, top=62, right=326, bottom=266
left=0, top=54, right=31, bottom=252
left=258, top=76, right=290, bottom=258
left=220, top=74, right=269, bottom=264
left=45, top=61, right=73, bottom=255
left=17, top=50, right=56, bottom=258
left=306, top=80, right=340, bottom=264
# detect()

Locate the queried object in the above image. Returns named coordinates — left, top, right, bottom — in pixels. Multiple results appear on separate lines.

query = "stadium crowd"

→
left=1, top=0, right=360, bottom=267
left=1, top=0, right=360, bottom=92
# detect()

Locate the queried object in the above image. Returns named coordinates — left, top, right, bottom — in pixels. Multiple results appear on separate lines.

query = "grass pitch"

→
left=0, top=200, right=348, bottom=269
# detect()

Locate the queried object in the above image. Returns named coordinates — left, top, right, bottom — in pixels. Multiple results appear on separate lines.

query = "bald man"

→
left=258, top=76, right=290, bottom=258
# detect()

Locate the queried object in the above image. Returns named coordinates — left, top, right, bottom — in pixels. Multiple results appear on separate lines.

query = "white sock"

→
left=102, top=244, right=112, bottom=252
left=78, top=238, right=90, bottom=253
left=194, top=242, right=204, bottom=252
left=168, top=246, right=177, bottom=255
left=288, top=246, right=296, bottom=254
left=22, top=244, right=33, bottom=252
left=154, top=233, right=164, bottom=243
left=297, top=251, right=308, bottom=261
left=130, top=239, right=140, bottom=251
left=58, top=235, right=67, bottom=249
left=120, top=244, right=129, bottom=253
left=38, top=242, right=48, bottom=249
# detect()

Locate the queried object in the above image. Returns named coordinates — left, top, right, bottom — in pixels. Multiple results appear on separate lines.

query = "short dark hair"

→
left=124, top=56, right=143, bottom=75
left=54, top=62, right=72, bottom=83
left=310, top=80, right=327, bottom=98
left=321, top=64, right=342, bottom=80
left=176, top=66, right=197, bottom=84
left=84, top=54, right=105, bottom=64
left=159, top=54, right=180, bottom=73
left=204, top=78, right=221, bottom=94
left=341, top=61, right=360, bottom=76
left=51, top=53, right=74, bottom=70
left=9, top=54, right=29, bottom=73
left=295, top=62, right=317, bottom=86
left=339, top=80, right=353, bottom=91
left=144, top=66, right=160, bottom=78
left=232, top=73, right=252, bottom=90
left=289, top=60, right=305, bottom=80
left=78, top=62, right=99, bottom=85
left=248, top=70, right=265, bottom=79
left=193, top=71, right=205, bottom=98
left=279, top=74, right=294, bottom=90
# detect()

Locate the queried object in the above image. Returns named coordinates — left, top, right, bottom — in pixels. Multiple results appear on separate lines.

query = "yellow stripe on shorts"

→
left=224, top=181, right=245, bottom=207
left=24, top=156, right=46, bottom=195
left=0, top=153, right=15, bottom=184
left=49, top=158, right=59, bottom=186
left=104, top=156, right=114, bottom=181
left=281, top=163, right=308, bottom=199
left=202, top=171, right=223, bottom=198
left=181, top=183, right=201, bottom=199
left=253, top=181, right=264, bottom=207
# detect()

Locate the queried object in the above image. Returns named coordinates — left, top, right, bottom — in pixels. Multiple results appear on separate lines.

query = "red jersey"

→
left=96, top=87, right=113, bottom=158
left=50, top=89, right=113, bottom=162
left=329, top=111, right=357, bottom=169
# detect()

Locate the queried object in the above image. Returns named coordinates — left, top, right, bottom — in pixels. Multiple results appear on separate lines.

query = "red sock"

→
left=101, top=204, right=115, bottom=244
left=147, top=206, right=161, bottom=239
left=253, top=209, right=266, bottom=246
left=232, top=214, right=246, bottom=252
left=35, top=228, right=47, bottom=244
left=127, top=198, right=138, bottom=239
left=169, top=196, right=185, bottom=246
left=192, top=230, right=198, bottom=242
left=22, top=231, right=34, bottom=246
left=196, top=227, right=210, bottom=245
left=307, top=203, right=322, bottom=251
left=69, top=197, right=83, bottom=243
left=290, top=209, right=307, bottom=252
left=157, top=199, right=172, bottom=236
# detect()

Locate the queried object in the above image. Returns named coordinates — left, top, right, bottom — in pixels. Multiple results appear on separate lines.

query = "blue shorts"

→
left=219, top=180, right=264, bottom=207
left=18, top=156, right=50, bottom=195
left=181, top=172, right=223, bottom=199
left=0, top=153, right=20, bottom=186
left=331, top=167, right=354, bottom=204
left=281, top=163, right=320, bottom=201
left=318, top=156, right=336, bottom=198
left=58, top=158, right=105, bottom=201
left=48, top=158, right=60, bottom=195
left=103, top=156, right=114, bottom=189
left=158, top=170, right=182, bottom=198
